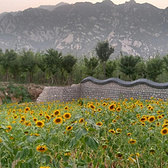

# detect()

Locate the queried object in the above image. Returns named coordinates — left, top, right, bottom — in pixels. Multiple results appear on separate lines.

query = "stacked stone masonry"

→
left=36, top=77, right=168, bottom=103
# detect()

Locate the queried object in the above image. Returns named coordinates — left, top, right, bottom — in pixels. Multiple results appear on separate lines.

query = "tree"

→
left=95, top=40, right=114, bottom=79
left=20, top=50, right=37, bottom=83
left=61, top=54, right=77, bottom=84
left=146, top=56, right=164, bottom=81
left=45, top=49, right=62, bottom=84
left=163, top=54, right=168, bottom=73
left=135, top=61, right=147, bottom=79
left=0, top=49, right=19, bottom=81
left=119, top=55, right=141, bottom=80
left=84, top=56, right=99, bottom=76
left=105, top=60, right=116, bottom=78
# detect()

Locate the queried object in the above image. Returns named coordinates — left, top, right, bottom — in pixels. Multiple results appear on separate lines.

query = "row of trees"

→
left=0, top=41, right=168, bottom=85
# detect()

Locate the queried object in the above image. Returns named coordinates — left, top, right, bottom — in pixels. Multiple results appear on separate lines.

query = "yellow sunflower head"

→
left=36, top=120, right=44, bottom=127
left=36, top=145, right=47, bottom=153
left=63, top=113, right=71, bottom=119
left=53, top=117, right=62, bottom=124
left=66, top=126, right=73, bottom=131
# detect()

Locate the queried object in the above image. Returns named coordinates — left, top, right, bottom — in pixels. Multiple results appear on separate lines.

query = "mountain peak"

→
left=38, top=2, right=69, bottom=11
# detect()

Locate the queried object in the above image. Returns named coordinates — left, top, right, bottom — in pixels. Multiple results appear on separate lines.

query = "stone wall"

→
left=36, top=77, right=168, bottom=103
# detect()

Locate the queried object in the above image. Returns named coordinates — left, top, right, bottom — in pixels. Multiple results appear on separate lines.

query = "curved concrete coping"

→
left=80, top=76, right=168, bottom=89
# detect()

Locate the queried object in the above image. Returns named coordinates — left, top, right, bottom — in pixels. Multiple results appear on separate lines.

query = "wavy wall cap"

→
left=80, top=77, right=168, bottom=89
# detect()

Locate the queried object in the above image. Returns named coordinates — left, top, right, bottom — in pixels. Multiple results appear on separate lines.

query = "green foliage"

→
left=163, top=54, right=168, bottom=73
left=0, top=47, right=168, bottom=84
left=105, top=60, right=116, bottom=78
left=95, top=40, right=114, bottom=79
left=62, top=54, right=77, bottom=74
left=119, top=55, right=141, bottom=80
left=146, top=56, right=164, bottom=81
left=95, top=41, right=114, bottom=62
left=5, top=83, right=32, bottom=103
left=84, top=56, right=99, bottom=76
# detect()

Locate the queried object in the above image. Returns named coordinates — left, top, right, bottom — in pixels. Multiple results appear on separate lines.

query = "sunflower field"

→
left=0, top=97, right=168, bottom=168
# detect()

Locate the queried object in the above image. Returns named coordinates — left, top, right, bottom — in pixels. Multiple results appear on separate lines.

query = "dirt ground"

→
left=0, top=82, right=44, bottom=104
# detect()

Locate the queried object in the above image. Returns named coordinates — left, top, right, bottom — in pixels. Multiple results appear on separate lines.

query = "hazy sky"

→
left=0, top=0, right=168, bottom=14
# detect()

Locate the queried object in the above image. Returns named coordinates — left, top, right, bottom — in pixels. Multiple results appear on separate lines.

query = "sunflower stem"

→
left=136, top=155, right=140, bottom=168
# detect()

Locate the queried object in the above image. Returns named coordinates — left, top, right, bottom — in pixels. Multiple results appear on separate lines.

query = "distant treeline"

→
left=0, top=41, right=168, bottom=85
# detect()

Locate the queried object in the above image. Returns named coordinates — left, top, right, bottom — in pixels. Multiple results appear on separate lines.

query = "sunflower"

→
left=24, top=131, right=29, bottom=135
left=79, top=118, right=84, bottom=123
left=127, top=133, right=132, bottom=136
left=141, top=123, right=145, bottom=126
left=13, top=115, right=18, bottom=119
left=148, top=116, right=155, bottom=122
left=63, top=113, right=71, bottom=119
left=147, top=105, right=153, bottom=111
left=53, top=117, right=62, bottom=124
left=149, top=149, right=155, bottom=155
left=45, top=114, right=51, bottom=120
left=156, top=122, right=161, bottom=127
left=112, top=119, right=116, bottom=123
left=36, top=120, right=44, bottom=127
left=39, top=113, right=43, bottom=116
left=21, top=116, right=26, bottom=121
left=116, top=106, right=121, bottom=112
left=97, top=108, right=102, bottom=112
left=96, top=122, right=103, bottom=126
left=36, top=145, right=47, bottom=153
left=108, top=104, right=116, bottom=111
left=136, top=114, right=140, bottom=118
left=24, top=107, right=30, bottom=112
left=160, top=127, right=168, bottom=135
left=89, top=104, right=95, bottom=110
left=33, top=117, right=37, bottom=122
left=128, top=138, right=137, bottom=145
left=102, top=103, right=107, bottom=106
left=157, top=115, right=163, bottom=119
left=64, top=152, right=71, bottom=156
left=162, top=124, right=168, bottom=128
left=139, top=117, right=147, bottom=122
left=116, top=153, right=123, bottom=158
left=164, top=120, right=168, bottom=124
left=0, top=139, right=2, bottom=143
left=66, top=126, right=73, bottom=131
left=64, top=106, right=68, bottom=110
left=109, top=129, right=115, bottom=134
left=53, top=110, right=60, bottom=116
left=116, top=128, right=122, bottom=133
left=6, top=126, right=12, bottom=132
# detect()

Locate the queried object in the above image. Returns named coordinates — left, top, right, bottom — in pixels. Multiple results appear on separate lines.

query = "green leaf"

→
left=26, top=135, right=37, bottom=143
left=40, top=155, right=51, bottom=165
left=20, top=147, right=29, bottom=159
left=68, top=137, right=77, bottom=148
left=75, top=128, right=87, bottom=140
left=15, top=151, right=22, bottom=160
left=85, top=136, right=98, bottom=150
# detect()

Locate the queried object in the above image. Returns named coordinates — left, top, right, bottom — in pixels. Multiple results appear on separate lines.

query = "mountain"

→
left=0, top=0, right=168, bottom=58
left=38, top=2, right=69, bottom=11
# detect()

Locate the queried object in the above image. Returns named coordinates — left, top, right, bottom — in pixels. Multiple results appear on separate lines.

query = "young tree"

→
left=119, top=55, right=141, bottom=80
left=95, top=40, right=114, bottom=79
left=0, top=49, right=19, bottom=81
left=20, top=50, right=37, bottom=83
left=61, top=54, right=77, bottom=84
left=84, top=56, right=99, bottom=76
left=105, top=60, right=116, bottom=78
left=146, top=56, right=164, bottom=81
left=45, top=49, right=62, bottom=84
left=135, top=61, right=147, bottom=79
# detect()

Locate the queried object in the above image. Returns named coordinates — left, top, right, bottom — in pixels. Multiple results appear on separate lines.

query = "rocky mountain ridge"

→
left=0, top=0, right=168, bottom=58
